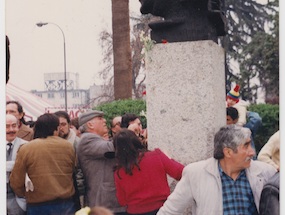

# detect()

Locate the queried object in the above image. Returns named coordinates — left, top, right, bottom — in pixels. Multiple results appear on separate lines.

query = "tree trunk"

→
left=112, top=0, right=132, bottom=100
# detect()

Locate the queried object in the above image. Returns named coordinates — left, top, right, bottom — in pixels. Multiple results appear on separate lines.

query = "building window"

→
left=48, top=93, right=54, bottom=99
left=60, top=92, right=65, bottom=98
left=72, top=91, right=79, bottom=98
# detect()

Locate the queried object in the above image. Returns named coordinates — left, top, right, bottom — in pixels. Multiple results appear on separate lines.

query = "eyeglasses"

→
left=59, top=122, right=68, bottom=127
left=112, top=122, right=121, bottom=128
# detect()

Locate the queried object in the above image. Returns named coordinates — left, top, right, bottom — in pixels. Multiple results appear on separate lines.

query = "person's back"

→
left=78, top=132, right=116, bottom=208
left=115, top=149, right=183, bottom=214
left=10, top=113, right=76, bottom=215
left=11, top=136, right=75, bottom=203
left=76, top=110, right=125, bottom=214
left=114, top=129, right=184, bottom=215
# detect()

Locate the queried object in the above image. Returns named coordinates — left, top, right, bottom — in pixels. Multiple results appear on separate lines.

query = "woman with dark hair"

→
left=121, top=113, right=148, bottom=148
left=113, top=129, right=184, bottom=215
left=120, top=114, right=140, bottom=129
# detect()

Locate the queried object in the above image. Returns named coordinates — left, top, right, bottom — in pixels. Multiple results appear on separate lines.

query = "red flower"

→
left=161, top=39, right=168, bottom=44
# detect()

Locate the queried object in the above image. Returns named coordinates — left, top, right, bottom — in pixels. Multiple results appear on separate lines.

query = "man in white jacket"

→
left=157, top=125, right=277, bottom=215
left=6, top=114, right=27, bottom=215
left=258, top=130, right=280, bottom=171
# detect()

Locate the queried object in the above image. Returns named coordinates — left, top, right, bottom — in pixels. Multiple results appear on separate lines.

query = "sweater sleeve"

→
left=234, top=103, right=247, bottom=126
left=10, top=147, right=27, bottom=197
left=156, top=149, right=184, bottom=180
left=257, top=131, right=280, bottom=170
left=80, top=135, right=114, bottom=159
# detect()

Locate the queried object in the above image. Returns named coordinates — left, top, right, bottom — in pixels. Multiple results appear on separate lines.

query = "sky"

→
left=4, top=0, right=271, bottom=92
left=5, top=0, right=141, bottom=91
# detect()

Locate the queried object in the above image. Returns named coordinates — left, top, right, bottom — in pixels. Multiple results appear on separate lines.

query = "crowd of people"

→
left=6, top=93, right=280, bottom=215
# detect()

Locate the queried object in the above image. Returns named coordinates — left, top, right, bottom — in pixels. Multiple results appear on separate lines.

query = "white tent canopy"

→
left=6, top=82, right=55, bottom=121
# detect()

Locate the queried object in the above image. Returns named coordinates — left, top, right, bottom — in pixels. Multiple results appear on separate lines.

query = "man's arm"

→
left=244, top=111, right=262, bottom=137
left=79, top=134, right=114, bottom=159
left=157, top=166, right=193, bottom=214
left=9, top=148, right=27, bottom=197
left=257, top=131, right=280, bottom=171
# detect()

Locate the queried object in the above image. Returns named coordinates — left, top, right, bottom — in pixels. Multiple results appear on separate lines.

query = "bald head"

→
left=6, top=114, right=19, bottom=142
left=6, top=114, right=18, bottom=124
left=111, top=116, right=122, bottom=136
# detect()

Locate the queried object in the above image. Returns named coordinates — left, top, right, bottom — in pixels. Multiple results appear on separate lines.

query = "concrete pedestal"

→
left=146, top=40, right=226, bottom=165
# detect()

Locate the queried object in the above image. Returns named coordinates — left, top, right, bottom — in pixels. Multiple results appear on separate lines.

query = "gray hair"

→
left=79, top=124, right=87, bottom=134
left=214, top=125, right=251, bottom=159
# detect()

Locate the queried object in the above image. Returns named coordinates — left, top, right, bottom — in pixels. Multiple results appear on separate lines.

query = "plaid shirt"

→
left=219, top=164, right=258, bottom=215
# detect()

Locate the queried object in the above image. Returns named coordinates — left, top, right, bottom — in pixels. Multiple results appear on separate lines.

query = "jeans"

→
left=27, top=199, right=75, bottom=215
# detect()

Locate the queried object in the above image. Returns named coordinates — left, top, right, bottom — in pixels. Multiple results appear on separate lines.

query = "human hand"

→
left=128, top=123, right=140, bottom=136
left=25, top=173, right=34, bottom=192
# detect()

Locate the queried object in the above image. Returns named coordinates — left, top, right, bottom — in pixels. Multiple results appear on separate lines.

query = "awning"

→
left=6, top=82, right=55, bottom=121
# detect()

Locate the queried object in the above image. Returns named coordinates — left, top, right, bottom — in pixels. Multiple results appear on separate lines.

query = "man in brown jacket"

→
left=10, top=113, right=76, bottom=215
left=6, top=101, right=34, bottom=141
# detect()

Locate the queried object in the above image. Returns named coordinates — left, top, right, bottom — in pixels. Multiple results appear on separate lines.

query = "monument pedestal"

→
left=146, top=40, right=225, bottom=164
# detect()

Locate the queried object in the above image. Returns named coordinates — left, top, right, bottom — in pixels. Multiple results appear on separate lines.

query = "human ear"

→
left=223, top=147, right=232, bottom=158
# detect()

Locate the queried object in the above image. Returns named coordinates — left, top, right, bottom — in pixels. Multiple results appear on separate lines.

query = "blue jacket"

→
left=244, top=111, right=262, bottom=159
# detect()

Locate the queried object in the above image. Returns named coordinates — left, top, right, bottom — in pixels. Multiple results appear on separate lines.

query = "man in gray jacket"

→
left=77, top=110, right=126, bottom=214
left=6, top=114, right=27, bottom=215
left=157, top=125, right=277, bottom=215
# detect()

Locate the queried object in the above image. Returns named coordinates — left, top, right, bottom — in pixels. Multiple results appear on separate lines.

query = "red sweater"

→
left=114, top=148, right=184, bottom=214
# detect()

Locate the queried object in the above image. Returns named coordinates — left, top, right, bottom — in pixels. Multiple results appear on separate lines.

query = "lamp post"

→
left=36, top=22, right=68, bottom=112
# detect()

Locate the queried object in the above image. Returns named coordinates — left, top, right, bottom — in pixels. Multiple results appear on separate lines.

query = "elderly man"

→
left=6, top=114, right=27, bottom=215
left=226, top=106, right=262, bottom=160
left=110, top=116, right=122, bottom=138
left=77, top=110, right=126, bottom=214
left=157, top=125, right=276, bottom=215
left=10, top=113, right=76, bottom=215
left=6, top=101, right=34, bottom=141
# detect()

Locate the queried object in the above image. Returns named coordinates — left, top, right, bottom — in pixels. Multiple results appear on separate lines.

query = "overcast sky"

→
left=5, top=0, right=141, bottom=91
left=5, top=0, right=272, bottom=92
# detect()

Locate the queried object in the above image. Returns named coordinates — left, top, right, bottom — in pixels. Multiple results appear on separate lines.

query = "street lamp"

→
left=36, top=22, right=68, bottom=112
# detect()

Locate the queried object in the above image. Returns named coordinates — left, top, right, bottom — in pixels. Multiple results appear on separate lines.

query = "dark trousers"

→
left=27, top=199, right=75, bottom=215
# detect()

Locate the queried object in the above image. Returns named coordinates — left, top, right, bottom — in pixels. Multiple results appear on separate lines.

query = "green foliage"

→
left=248, top=104, right=279, bottom=154
left=95, top=99, right=147, bottom=129
left=95, top=101, right=279, bottom=157
left=224, top=0, right=271, bottom=60
left=224, top=0, right=279, bottom=103
left=239, top=12, right=279, bottom=103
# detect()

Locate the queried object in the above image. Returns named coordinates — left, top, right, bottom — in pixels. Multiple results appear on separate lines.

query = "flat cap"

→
left=78, top=110, right=104, bottom=126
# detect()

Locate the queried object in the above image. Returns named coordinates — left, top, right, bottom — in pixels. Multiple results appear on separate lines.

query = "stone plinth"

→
left=146, top=40, right=225, bottom=165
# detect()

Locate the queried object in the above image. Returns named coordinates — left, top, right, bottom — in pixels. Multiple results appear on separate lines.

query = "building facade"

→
left=31, top=72, right=89, bottom=110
